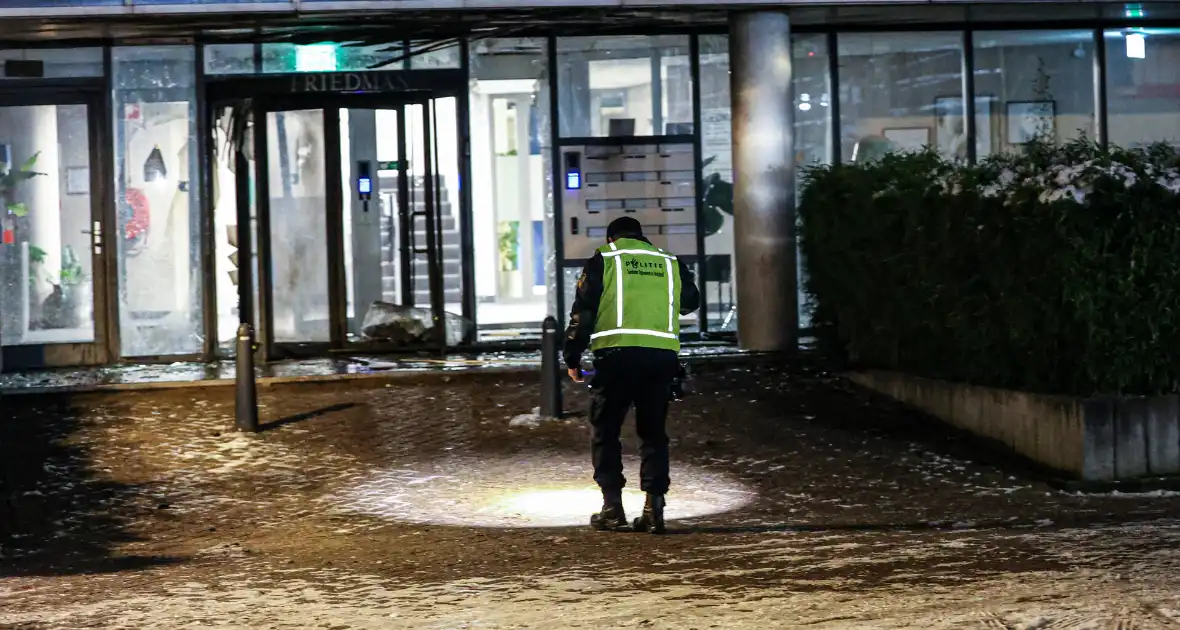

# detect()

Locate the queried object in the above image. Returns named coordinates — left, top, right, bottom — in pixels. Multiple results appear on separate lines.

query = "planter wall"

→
left=848, top=370, right=1180, bottom=481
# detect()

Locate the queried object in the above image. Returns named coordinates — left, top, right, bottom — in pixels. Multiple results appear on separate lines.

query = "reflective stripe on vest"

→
left=590, top=240, right=679, bottom=344
left=589, top=328, right=678, bottom=341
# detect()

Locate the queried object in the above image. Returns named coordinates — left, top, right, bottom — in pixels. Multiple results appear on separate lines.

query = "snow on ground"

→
left=4, top=369, right=1180, bottom=628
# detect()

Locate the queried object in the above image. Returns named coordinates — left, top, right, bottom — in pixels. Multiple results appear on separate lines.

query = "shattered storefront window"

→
left=112, top=46, right=204, bottom=357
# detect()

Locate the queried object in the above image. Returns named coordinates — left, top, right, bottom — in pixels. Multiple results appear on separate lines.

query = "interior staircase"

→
left=378, top=174, right=462, bottom=309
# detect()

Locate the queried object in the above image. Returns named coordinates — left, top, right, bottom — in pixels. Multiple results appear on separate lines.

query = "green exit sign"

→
left=295, top=44, right=338, bottom=72
left=378, top=161, right=404, bottom=170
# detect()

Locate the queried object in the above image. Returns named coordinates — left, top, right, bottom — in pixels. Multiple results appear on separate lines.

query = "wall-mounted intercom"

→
left=564, top=151, right=582, bottom=190
left=560, top=140, right=697, bottom=262
left=356, top=160, right=373, bottom=211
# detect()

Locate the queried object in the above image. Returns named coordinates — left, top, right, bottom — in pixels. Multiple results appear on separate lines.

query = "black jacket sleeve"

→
left=563, top=252, right=604, bottom=369
left=678, top=258, right=701, bottom=315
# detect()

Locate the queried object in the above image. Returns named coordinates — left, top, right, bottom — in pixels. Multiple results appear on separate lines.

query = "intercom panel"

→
left=561, top=140, right=697, bottom=261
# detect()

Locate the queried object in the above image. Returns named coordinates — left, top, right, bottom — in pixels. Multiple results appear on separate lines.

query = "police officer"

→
left=564, top=216, right=700, bottom=534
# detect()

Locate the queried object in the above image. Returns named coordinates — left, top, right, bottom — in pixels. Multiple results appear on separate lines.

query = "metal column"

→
left=1093, top=28, right=1109, bottom=148
left=729, top=11, right=798, bottom=351
left=346, top=108, right=384, bottom=338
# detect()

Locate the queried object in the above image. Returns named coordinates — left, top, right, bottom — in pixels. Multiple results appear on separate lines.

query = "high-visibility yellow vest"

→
left=590, top=238, right=682, bottom=352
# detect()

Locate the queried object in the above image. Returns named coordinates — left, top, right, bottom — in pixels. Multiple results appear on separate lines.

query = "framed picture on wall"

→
left=1007, top=101, right=1056, bottom=144
left=882, top=127, right=930, bottom=153
left=934, top=95, right=995, bottom=160
left=66, top=167, right=90, bottom=195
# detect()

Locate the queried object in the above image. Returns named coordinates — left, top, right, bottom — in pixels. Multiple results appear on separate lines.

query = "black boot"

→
left=590, top=490, right=628, bottom=532
left=632, top=493, right=666, bottom=535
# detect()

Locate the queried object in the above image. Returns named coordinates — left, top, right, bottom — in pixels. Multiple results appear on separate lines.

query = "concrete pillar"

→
left=348, top=108, right=383, bottom=333
left=2, top=105, right=63, bottom=340
left=650, top=52, right=664, bottom=134
left=729, top=11, right=797, bottom=351
left=470, top=89, right=496, bottom=303
left=662, top=51, right=693, bottom=132
left=558, top=57, right=590, bottom=138
left=513, top=95, right=535, bottom=300
left=4, top=105, right=64, bottom=332
left=17, top=107, right=63, bottom=298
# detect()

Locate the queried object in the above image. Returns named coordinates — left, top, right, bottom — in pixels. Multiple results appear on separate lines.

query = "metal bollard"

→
left=540, top=315, right=563, bottom=419
left=235, top=323, right=259, bottom=432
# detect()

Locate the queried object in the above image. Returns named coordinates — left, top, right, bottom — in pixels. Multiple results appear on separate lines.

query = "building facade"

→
left=0, top=1, right=1174, bottom=368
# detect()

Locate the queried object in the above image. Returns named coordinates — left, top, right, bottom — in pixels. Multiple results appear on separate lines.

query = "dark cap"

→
left=606, top=216, right=643, bottom=240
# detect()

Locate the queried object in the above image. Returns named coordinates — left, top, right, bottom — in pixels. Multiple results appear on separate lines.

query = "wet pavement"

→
left=2, top=365, right=1180, bottom=629
left=0, top=343, right=758, bottom=394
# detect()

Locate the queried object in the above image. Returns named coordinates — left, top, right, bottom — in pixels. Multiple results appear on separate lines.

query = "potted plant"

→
left=55, top=245, right=86, bottom=329
left=26, top=245, right=46, bottom=327
left=0, top=152, right=44, bottom=344
left=498, top=221, right=520, bottom=272
left=0, top=151, right=41, bottom=220
left=497, top=220, right=521, bottom=298
left=34, top=245, right=86, bottom=331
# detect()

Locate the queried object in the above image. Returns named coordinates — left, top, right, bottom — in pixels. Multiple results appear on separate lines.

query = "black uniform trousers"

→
left=588, top=346, right=681, bottom=496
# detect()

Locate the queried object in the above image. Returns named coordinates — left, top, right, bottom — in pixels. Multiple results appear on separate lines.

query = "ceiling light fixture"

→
left=1127, top=32, right=1147, bottom=59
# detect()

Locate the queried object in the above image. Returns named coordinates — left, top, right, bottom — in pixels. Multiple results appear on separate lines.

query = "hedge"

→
left=798, top=139, right=1180, bottom=397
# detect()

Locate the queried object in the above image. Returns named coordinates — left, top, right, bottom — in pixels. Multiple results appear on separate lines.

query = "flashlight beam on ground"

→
left=337, top=458, right=754, bottom=528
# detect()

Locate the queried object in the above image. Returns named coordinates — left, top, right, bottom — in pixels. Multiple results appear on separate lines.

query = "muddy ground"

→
left=1, top=365, right=1179, bottom=629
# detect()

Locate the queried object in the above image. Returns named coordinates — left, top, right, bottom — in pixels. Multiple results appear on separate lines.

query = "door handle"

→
left=82, top=221, right=103, bottom=254
left=81, top=221, right=102, bottom=242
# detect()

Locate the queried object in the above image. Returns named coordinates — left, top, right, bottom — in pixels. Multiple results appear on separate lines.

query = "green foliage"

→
left=59, top=245, right=84, bottom=286
left=28, top=245, right=47, bottom=264
left=0, top=151, right=45, bottom=217
left=798, top=138, right=1180, bottom=397
left=498, top=221, right=519, bottom=272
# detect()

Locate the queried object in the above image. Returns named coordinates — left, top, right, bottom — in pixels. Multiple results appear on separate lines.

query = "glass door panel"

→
left=265, top=109, right=331, bottom=343
left=251, top=93, right=465, bottom=355
left=341, top=107, right=401, bottom=340
left=406, top=99, right=447, bottom=346
left=423, top=97, right=463, bottom=323
left=404, top=101, right=436, bottom=317
left=212, top=104, right=259, bottom=356
left=338, top=96, right=463, bottom=349
left=0, top=102, right=107, bottom=367
left=473, top=93, right=548, bottom=339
